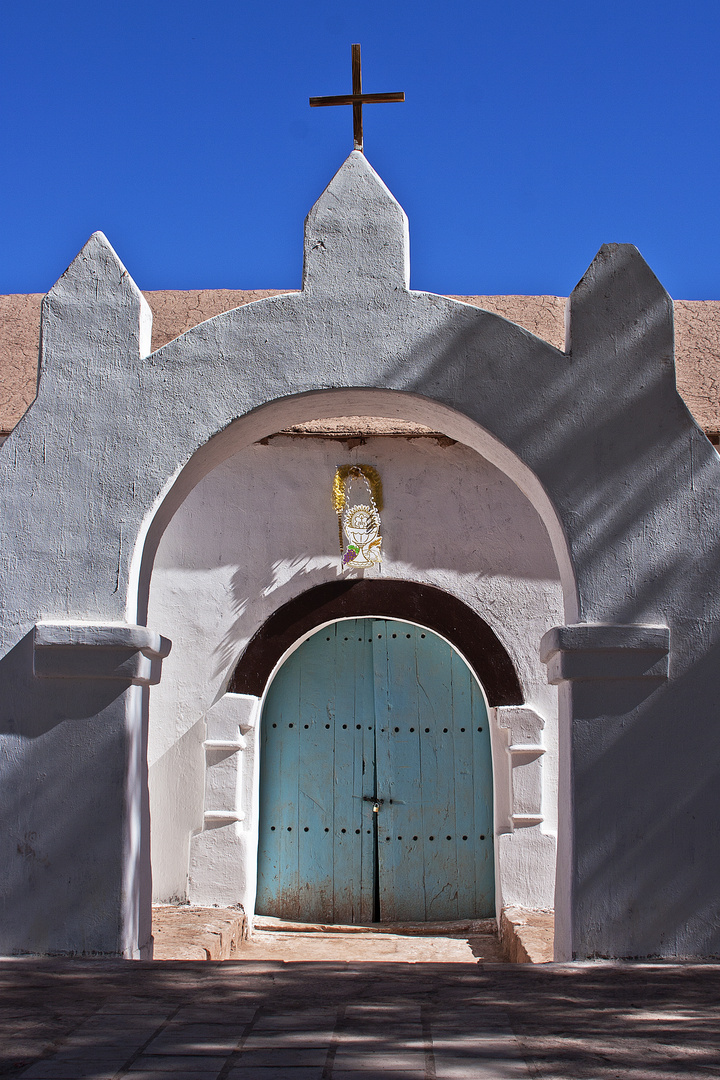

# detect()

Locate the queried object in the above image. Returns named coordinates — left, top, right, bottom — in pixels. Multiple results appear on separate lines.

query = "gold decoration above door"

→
left=332, top=465, right=383, bottom=570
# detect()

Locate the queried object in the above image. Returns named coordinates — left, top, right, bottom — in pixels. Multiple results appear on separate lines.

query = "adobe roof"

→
left=1, top=290, right=718, bottom=435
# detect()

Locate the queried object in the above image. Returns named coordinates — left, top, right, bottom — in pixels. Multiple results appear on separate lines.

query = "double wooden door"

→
left=256, top=619, right=494, bottom=923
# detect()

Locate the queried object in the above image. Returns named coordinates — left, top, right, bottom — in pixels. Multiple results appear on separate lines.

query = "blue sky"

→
left=1, top=0, right=719, bottom=298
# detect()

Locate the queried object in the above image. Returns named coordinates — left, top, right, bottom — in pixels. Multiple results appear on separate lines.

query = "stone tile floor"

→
left=1, top=960, right=719, bottom=1079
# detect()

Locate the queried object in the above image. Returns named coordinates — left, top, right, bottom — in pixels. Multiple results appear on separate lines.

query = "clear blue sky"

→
left=1, top=0, right=719, bottom=298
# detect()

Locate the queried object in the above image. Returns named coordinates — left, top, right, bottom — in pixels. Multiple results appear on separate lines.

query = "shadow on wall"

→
left=349, top=264, right=720, bottom=955
left=0, top=631, right=132, bottom=738
left=200, top=436, right=563, bottom=685
left=164, top=260, right=720, bottom=954
left=371, top=267, right=700, bottom=625
left=143, top=248, right=692, bottom=685
left=571, top=638, right=720, bottom=958
left=0, top=631, right=143, bottom=955
left=213, top=555, right=325, bottom=681
left=153, top=251, right=719, bottom=957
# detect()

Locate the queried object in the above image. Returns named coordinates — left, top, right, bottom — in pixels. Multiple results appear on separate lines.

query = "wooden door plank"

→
left=353, top=622, right=378, bottom=923
left=257, top=647, right=301, bottom=919
left=374, top=620, right=495, bottom=921
left=331, top=620, right=360, bottom=922
left=332, top=620, right=375, bottom=922
left=375, top=622, right=428, bottom=920
left=296, top=627, right=336, bottom=922
left=416, top=625, right=457, bottom=920
left=257, top=620, right=376, bottom=923
left=471, top=670, right=495, bottom=914
left=450, top=648, right=480, bottom=915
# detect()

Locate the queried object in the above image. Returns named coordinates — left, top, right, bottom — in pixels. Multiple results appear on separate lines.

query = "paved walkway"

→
left=2, top=959, right=719, bottom=1079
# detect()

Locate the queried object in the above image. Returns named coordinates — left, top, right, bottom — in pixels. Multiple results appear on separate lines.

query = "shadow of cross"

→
left=310, top=42, right=405, bottom=151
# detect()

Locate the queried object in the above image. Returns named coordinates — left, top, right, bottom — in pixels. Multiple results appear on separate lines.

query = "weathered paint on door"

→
left=373, top=622, right=495, bottom=921
left=256, top=622, right=376, bottom=923
left=256, top=619, right=494, bottom=922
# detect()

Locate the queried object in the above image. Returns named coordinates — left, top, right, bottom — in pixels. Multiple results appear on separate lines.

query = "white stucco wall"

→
left=7, top=150, right=716, bottom=959
left=147, top=431, right=563, bottom=915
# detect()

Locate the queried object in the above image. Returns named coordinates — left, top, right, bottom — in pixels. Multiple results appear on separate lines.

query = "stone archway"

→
left=142, top=414, right=565, bottom=925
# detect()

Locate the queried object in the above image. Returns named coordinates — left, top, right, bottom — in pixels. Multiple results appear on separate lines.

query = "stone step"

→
left=500, top=907, right=555, bottom=963
left=151, top=905, right=246, bottom=960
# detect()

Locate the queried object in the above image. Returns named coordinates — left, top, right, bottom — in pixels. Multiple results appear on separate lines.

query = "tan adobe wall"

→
left=1, top=290, right=719, bottom=436
left=672, top=301, right=720, bottom=435
left=0, top=293, right=43, bottom=433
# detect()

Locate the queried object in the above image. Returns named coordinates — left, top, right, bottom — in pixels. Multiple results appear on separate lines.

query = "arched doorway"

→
left=143, top=395, right=563, bottom=924
left=256, top=618, right=494, bottom=923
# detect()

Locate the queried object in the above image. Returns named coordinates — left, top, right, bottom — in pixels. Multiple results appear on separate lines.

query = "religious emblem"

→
left=309, top=43, right=405, bottom=153
left=333, top=465, right=383, bottom=570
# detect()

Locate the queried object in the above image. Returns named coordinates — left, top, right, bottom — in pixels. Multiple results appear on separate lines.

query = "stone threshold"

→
left=152, top=905, right=554, bottom=963
left=253, top=914, right=496, bottom=935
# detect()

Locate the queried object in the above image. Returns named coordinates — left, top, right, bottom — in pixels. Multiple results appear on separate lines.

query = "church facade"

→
left=1, top=151, right=719, bottom=960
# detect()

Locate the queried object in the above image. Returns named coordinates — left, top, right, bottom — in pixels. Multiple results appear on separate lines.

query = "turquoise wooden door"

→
left=256, top=619, right=494, bottom=922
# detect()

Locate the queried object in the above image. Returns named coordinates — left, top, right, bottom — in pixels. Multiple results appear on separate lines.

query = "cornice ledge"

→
left=540, top=623, right=670, bottom=683
left=33, top=621, right=172, bottom=685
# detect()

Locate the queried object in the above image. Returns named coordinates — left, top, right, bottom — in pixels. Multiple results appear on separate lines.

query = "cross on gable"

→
left=310, top=44, right=405, bottom=152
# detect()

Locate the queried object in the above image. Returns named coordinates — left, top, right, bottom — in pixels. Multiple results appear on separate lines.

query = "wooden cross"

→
left=309, top=44, right=404, bottom=152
